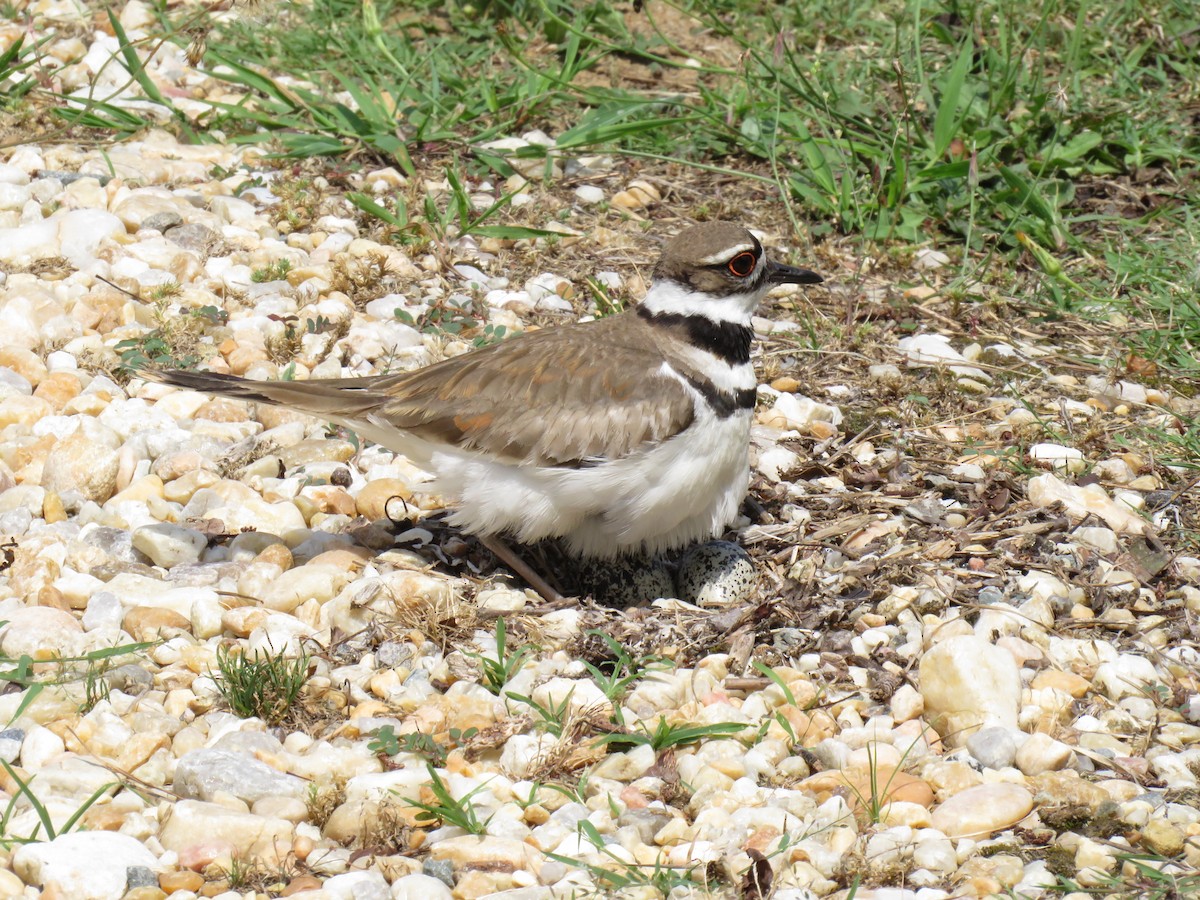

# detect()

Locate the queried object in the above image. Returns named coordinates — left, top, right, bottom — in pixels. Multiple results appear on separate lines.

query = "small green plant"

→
left=594, top=717, right=747, bottom=753
left=546, top=820, right=711, bottom=894
left=505, top=688, right=573, bottom=737
left=148, top=280, right=182, bottom=300
left=368, top=725, right=478, bottom=766
left=115, top=301, right=224, bottom=374
left=0, top=637, right=154, bottom=723
left=0, top=760, right=113, bottom=848
left=580, top=631, right=671, bottom=726
left=473, top=323, right=509, bottom=347
left=212, top=643, right=310, bottom=725
left=468, top=618, right=534, bottom=695
left=400, top=763, right=493, bottom=835
left=251, top=258, right=293, bottom=283
left=0, top=35, right=42, bottom=109
left=587, top=277, right=625, bottom=317
left=1043, top=853, right=1200, bottom=899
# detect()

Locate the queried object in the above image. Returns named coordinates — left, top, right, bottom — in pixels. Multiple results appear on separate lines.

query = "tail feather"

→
left=139, top=368, right=390, bottom=420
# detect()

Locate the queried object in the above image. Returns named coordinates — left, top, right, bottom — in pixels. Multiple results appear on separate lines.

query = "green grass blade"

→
left=932, top=38, right=973, bottom=160
left=106, top=9, right=170, bottom=109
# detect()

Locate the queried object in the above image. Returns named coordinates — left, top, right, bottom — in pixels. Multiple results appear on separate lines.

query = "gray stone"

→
left=173, top=748, right=306, bottom=805
left=0, top=728, right=23, bottom=764
left=966, top=726, right=1019, bottom=770
left=166, top=222, right=219, bottom=253
left=104, top=664, right=153, bottom=695
left=139, top=211, right=184, bottom=233
left=376, top=640, right=414, bottom=669
left=423, top=858, right=455, bottom=888
left=125, top=865, right=158, bottom=889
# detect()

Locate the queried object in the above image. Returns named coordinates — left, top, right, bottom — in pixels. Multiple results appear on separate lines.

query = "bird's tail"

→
left=138, top=368, right=389, bottom=421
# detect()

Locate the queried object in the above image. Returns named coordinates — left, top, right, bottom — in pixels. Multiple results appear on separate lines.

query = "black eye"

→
left=727, top=251, right=756, bottom=277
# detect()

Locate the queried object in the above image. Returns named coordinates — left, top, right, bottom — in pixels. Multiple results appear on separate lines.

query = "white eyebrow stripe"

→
left=695, top=243, right=756, bottom=265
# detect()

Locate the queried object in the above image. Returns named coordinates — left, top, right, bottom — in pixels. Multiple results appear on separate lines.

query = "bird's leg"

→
left=480, top=535, right=567, bottom=605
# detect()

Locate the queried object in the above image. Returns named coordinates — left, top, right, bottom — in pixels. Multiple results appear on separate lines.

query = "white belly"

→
left=430, top=408, right=752, bottom=556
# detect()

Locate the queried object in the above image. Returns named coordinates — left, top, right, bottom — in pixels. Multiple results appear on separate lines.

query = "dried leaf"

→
left=739, top=848, right=773, bottom=899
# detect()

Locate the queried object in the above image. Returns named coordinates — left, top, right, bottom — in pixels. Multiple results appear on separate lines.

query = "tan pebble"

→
left=41, top=432, right=119, bottom=502
left=523, top=804, right=550, bottom=826
left=1139, top=819, right=1185, bottom=857
left=120, top=889, right=166, bottom=900
left=285, top=266, right=328, bottom=286
left=349, top=699, right=390, bottom=719
left=0, top=870, right=22, bottom=896
left=744, top=825, right=782, bottom=854
left=451, top=871, right=518, bottom=896
left=1031, top=670, right=1091, bottom=698
left=628, top=179, right=661, bottom=201
left=124, top=607, right=192, bottom=641
left=153, top=449, right=218, bottom=482
left=117, top=732, right=170, bottom=772
left=0, top=395, right=52, bottom=428
left=902, top=285, right=940, bottom=301
left=160, top=870, right=205, bottom=893
left=255, top=405, right=311, bottom=430
left=108, top=474, right=166, bottom=505
left=254, top=542, right=294, bottom=570
left=199, top=879, right=230, bottom=897
left=768, top=706, right=836, bottom=747
left=966, top=877, right=1002, bottom=896
left=281, top=875, right=324, bottom=895
left=79, top=804, right=126, bottom=831
left=1069, top=604, right=1095, bottom=620
left=1119, top=452, right=1147, bottom=472
left=37, top=586, right=72, bottom=611
left=33, top=372, right=82, bottom=410
left=42, top=491, right=66, bottom=524
left=38, top=882, right=71, bottom=900
left=1127, top=475, right=1161, bottom=490
left=61, top=392, right=109, bottom=416
left=280, top=438, right=358, bottom=467
left=770, top=376, right=801, bottom=392
left=226, top=345, right=269, bottom=374
left=808, top=420, right=838, bottom=440
left=163, top=469, right=220, bottom=504
left=195, top=398, right=251, bottom=422
left=291, top=834, right=315, bottom=862
left=1085, top=397, right=1109, bottom=412
left=843, top=766, right=934, bottom=810
left=221, top=606, right=270, bottom=637
left=307, top=547, right=371, bottom=571
left=368, top=669, right=402, bottom=699
left=0, top=347, right=47, bottom=384
left=1145, top=390, right=1169, bottom=406
left=303, top=484, right=357, bottom=516
left=610, top=190, right=648, bottom=211
left=929, top=783, right=1033, bottom=839
left=356, top=478, right=414, bottom=521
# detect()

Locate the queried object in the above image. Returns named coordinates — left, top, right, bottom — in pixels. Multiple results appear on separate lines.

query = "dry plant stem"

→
left=480, top=534, right=565, bottom=604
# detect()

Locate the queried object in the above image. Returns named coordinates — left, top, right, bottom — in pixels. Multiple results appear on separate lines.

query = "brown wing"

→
left=368, top=317, right=697, bottom=466
left=143, top=314, right=697, bottom=467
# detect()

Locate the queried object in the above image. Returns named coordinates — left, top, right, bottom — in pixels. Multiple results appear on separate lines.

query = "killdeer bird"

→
left=142, top=222, right=822, bottom=599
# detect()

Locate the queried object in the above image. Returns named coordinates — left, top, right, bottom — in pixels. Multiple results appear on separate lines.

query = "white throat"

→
left=638, top=279, right=763, bottom=324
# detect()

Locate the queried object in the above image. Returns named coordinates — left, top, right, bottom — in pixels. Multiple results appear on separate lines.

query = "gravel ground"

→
left=0, top=3, right=1199, bottom=899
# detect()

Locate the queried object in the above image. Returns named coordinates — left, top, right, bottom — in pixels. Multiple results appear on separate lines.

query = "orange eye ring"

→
left=727, top=251, right=756, bottom=277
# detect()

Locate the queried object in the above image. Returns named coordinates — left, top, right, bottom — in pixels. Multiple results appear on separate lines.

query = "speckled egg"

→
left=677, top=541, right=758, bottom=607
left=575, top=555, right=677, bottom=608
